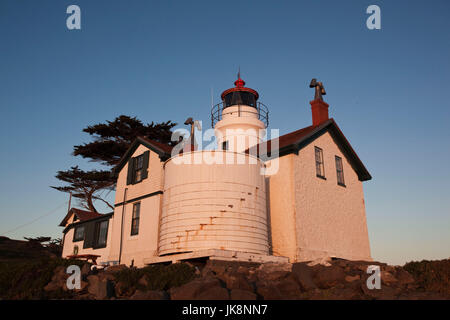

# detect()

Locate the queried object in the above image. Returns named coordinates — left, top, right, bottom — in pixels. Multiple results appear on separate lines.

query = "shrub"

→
left=114, top=263, right=196, bottom=292
left=0, top=258, right=85, bottom=299
left=403, top=259, right=450, bottom=295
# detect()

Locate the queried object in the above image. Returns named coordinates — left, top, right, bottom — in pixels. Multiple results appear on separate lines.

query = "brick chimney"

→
left=310, top=99, right=329, bottom=126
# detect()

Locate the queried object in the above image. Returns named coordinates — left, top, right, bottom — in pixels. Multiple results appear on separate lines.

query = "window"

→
left=126, top=151, right=149, bottom=185
left=73, top=226, right=85, bottom=242
left=131, top=202, right=140, bottom=236
left=134, top=154, right=144, bottom=183
left=315, top=146, right=325, bottom=179
left=94, top=220, right=109, bottom=248
left=335, top=156, right=345, bottom=186
left=222, top=141, right=228, bottom=151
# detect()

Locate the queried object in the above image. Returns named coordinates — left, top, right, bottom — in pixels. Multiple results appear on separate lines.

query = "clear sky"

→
left=0, top=0, right=449, bottom=265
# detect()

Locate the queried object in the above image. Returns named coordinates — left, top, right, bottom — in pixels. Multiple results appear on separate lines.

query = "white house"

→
left=60, top=75, right=372, bottom=267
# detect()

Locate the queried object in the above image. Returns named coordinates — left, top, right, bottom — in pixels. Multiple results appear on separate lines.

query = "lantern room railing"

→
left=211, top=102, right=269, bottom=127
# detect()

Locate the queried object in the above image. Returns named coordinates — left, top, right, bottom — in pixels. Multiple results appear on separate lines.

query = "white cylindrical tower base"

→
left=158, top=151, right=269, bottom=256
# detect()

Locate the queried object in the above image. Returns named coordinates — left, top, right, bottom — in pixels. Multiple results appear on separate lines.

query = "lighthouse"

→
left=212, top=73, right=269, bottom=153
left=61, top=74, right=372, bottom=267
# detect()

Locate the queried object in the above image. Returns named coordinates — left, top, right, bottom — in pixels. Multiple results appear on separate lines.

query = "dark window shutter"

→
left=141, top=151, right=150, bottom=180
left=83, top=222, right=95, bottom=249
left=126, top=158, right=134, bottom=185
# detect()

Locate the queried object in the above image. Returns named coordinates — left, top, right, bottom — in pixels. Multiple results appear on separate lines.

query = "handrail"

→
left=211, top=102, right=269, bottom=127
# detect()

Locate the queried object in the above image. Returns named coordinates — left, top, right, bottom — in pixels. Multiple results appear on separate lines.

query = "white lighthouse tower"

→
left=212, top=74, right=269, bottom=153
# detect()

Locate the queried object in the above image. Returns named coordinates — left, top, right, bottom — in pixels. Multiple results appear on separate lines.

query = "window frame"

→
left=222, top=140, right=229, bottom=151
left=73, top=225, right=85, bottom=242
left=133, top=154, right=144, bottom=183
left=93, top=220, right=109, bottom=249
left=335, top=155, right=346, bottom=187
left=315, top=146, right=326, bottom=179
left=131, top=202, right=141, bottom=236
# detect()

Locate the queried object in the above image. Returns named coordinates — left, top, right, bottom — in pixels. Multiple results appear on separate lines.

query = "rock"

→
left=75, top=280, right=89, bottom=293
left=170, top=277, right=223, bottom=300
left=396, top=269, right=415, bottom=285
left=196, top=286, right=230, bottom=300
left=275, top=275, right=303, bottom=299
left=237, top=266, right=249, bottom=275
left=44, top=281, right=61, bottom=292
left=381, top=271, right=398, bottom=285
left=292, top=263, right=317, bottom=291
left=138, top=275, right=149, bottom=288
left=230, top=289, right=257, bottom=300
left=81, top=264, right=91, bottom=277
left=313, top=265, right=346, bottom=289
left=345, top=275, right=360, bottom=282
left=222, top=272, right=253, bottom=292
left=257, top=262, right=292, bottom=273
left=257, top=262, right=292, bottom=281
left=87, top=275, right=114, bottom=299
left=130, top=290, right=166, bottom=300
left=104, top=264, right=128, bottom=273
left=115, top=281, right=133, bottom=297
left=307, top=257, right=332, bottom=267
left=256, top=281, right=283, bottom=300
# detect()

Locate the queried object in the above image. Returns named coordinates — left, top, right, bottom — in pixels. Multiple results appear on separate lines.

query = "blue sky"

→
left=0, top=0, right=449, bottom=265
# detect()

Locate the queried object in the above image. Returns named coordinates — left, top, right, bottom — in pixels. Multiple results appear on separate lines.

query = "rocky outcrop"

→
left=26, top=257, right=450, bottom=300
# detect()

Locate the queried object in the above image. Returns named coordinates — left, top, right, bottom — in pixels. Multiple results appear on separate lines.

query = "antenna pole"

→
left=67, top=192, right=72, bottom=212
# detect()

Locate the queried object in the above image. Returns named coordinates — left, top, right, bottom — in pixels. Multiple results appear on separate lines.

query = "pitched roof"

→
left=112, top=136, right=173, bottom=177
left=247, top=119, right=372, bottom=181
left=59, top=208, right=103, bottom=227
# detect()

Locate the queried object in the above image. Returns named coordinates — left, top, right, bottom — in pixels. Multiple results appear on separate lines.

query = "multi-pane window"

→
left=335, top=156, right=345, bottom=186
left=73, top=226, right=84, bottom=242
left=315, top=146, right=325, bottom=178
left=134, top=155, right=144, bottom=183
left=131, top=202, right=140, bottom=236
left=95, top=220, right=109, bottom=248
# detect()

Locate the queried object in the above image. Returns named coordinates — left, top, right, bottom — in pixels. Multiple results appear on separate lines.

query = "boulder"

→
left=230, top=289, right=257, bottom=300
left=292, top=263, right=317, bottom=291
left=345, top=275, right=360, bottom=282
left=395, top=269, right=415, bottom=285
left=222, top=272, right=253, bottom=292
left=256, top=262, right=292, bottom=281
left=80, top=264, right=91, bottom=277
left=361, top=282, right=399, bottom=300
left=87, top=275, right=114, bottom=299
left=104, top=264, right=128, bottom=273
left=130, top=290, right=166, bottom=300
left=256, top=281, right=283, bottom=300
left=195, top=286, right=230, bottom=300
left=313, top=265, right=346, bottom=289
left=275, top=274, right=303, bottom=299
left=115, top=281, right=134, bottom=297
left=307, top=257, right=332, bottom=267
left=381, top=271, right=398, bottom=285
left=170, top=277, right=223, bottom=300
left=138, top=275, right=149, bottom=288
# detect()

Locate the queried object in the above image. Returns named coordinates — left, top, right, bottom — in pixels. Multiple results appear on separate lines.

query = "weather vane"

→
left=309, top=78, right=326, bottom=101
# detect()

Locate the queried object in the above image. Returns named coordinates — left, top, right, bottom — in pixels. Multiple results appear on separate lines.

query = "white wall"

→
left=61, top=219, right=113, bottom=265
left=293, top=131, right=372, bottom=261
left=107, top=145, right=164, bottom=267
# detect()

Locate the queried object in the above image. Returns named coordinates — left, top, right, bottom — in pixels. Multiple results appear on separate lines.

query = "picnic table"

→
left=67, top=254, right=101, bottom=265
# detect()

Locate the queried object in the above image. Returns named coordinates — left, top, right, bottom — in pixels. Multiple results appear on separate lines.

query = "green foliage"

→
left=114, top=263, right=196, bottom=292
left=52, top=115, right=177, bottom=212
left=0, top=258, right=85, bottom=300
left=403, top=259, right=450, bottom=294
